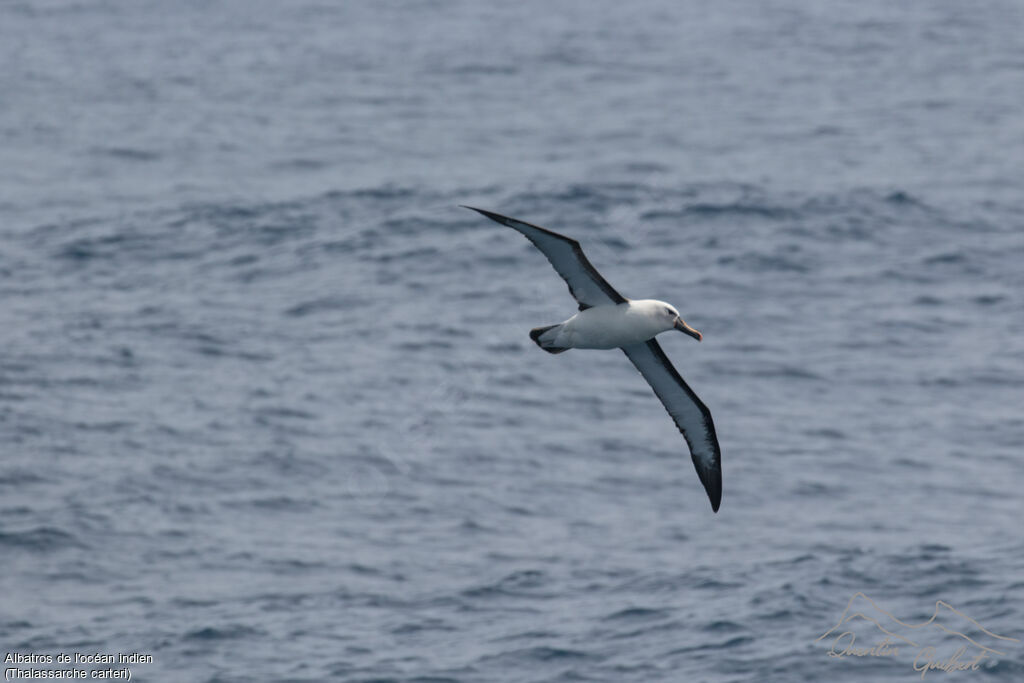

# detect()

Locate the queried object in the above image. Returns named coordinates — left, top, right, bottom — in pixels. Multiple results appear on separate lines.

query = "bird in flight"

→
left=464, top=206, right=722, bottom=512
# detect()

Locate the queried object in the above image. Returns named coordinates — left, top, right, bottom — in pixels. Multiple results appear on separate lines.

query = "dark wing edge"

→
left=461, top=206, right=627, bottom=308
left=621, top=339, right=722, bottom=512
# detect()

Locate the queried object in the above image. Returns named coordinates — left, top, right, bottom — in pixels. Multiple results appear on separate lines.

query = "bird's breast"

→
left=560, top=304, right=663, bottom=349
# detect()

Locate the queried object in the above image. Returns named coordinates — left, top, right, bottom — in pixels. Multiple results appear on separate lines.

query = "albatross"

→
left=464, top=206, right=722, bottom=512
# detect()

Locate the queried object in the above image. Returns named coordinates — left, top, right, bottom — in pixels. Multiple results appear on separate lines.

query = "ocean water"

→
left=2, top=1, right=1023, bottom=681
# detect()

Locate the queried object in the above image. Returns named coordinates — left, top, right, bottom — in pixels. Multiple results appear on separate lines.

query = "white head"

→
left=649, top=300, right=702, bottom=341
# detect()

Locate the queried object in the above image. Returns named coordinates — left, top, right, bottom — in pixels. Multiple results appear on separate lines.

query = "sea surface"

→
left=1, top=1, right=1022, bottom=681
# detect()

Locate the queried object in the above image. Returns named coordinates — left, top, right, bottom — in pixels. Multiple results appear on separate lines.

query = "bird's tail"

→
left=529, top=324, right=569, bottom=354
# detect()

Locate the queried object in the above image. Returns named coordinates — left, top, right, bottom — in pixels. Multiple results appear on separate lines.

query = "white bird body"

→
left=541, top=299, right=680, bottom=350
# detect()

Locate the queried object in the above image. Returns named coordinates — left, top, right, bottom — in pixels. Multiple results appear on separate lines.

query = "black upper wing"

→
left=621, top=339, right=722, bottom=512
left=463, top=206, right=627, bottom=309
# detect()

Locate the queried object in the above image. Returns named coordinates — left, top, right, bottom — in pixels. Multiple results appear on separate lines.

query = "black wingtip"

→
left=461, top=205, right=509, bottom=226
left=707, top=474, right=722, bottom=513
left=694, top=458, right=722, bottom=513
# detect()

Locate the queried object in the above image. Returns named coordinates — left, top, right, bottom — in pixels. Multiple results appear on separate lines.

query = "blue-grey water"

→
left=2, top=1, right=1022, bottom=681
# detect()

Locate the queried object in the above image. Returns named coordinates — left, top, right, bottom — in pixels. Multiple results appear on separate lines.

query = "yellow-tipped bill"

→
left=674, top=318, right=702, bottom=341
